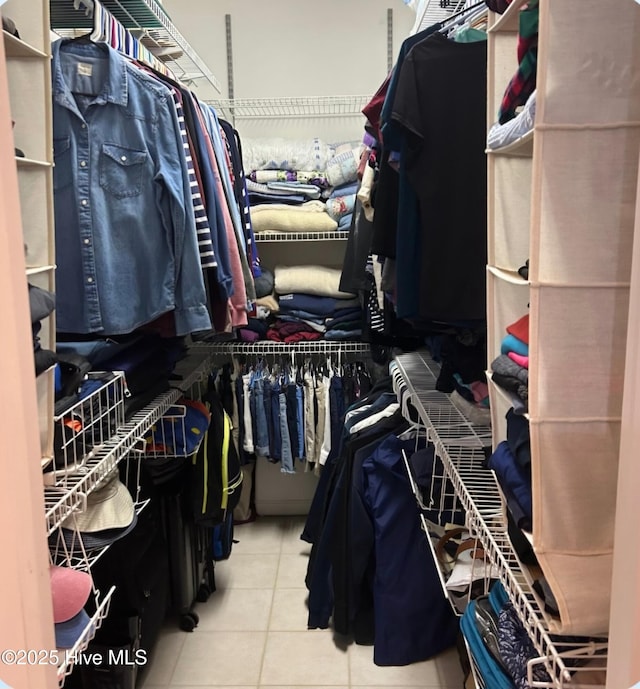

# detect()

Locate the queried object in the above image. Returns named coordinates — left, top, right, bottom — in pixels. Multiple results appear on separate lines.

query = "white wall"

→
left=162, top=0, right=414, bottom=101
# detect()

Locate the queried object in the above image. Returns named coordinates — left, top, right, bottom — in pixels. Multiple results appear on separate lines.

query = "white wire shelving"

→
left=43, top=352, right=212, bottom=536
left=411, top=0, right=469, bottom=35
left=392, top=350, right=608, bottom=689
left=254, top=231, right=350, bottom=243
left=49, top=0, right=221, bottom=92
left=197, top=341, right=371, bottom=357
left=208, top=95, right=371, bottom=122
left=57, top=585, right=116, bottom=687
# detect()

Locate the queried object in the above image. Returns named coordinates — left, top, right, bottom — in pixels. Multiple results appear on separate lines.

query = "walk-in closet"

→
left=1, top=1, right=639, bottom=689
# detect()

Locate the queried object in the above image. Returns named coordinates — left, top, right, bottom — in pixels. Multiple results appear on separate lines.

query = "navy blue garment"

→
left=285, top=384, right=300, bottom=459
left=506, top=409, right=531, bottom=474
left=327, top=375, right=345, bottom=464
left=360, top=434, right=458, bottom=665
left=270, top=380, right=282, bottom=462
left=278, top=294, right=340, bottom=316
left=263, top=377, right=277, bottom=462
left=488, top=441, right=532, bottom=526
left=302, top=377, right=394, bottom=547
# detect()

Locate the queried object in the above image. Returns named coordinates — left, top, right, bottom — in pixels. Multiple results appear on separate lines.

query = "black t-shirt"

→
left=392, top=32, right=487, bottom=322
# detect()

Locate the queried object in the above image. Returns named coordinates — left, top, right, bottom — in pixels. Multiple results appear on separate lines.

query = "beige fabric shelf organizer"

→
left=489, top=0, right=640, bottom=637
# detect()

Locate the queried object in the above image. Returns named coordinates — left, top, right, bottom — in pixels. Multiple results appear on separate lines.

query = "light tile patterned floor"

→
left=139, top=516, right=464, bottom=689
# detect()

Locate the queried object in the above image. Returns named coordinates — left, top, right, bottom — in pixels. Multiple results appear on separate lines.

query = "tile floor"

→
left=139, top=516, right=464, bottom=689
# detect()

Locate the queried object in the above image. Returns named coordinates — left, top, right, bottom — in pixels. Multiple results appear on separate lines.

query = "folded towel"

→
left=275, top=266, right=355, bottom=299
left=243, top=137, right=332, bottom=172
left=508, top=352, right=529, bottom=369
left=267, top=182, right=321, bottom=200
left=329, top=182, right=359, bottom=198
left=251, top=202, right=338, bottom=234
left=506, top=313, right=529, bottom=345
left=325, top=328, right=363, bottom=341
left=252, top=169, right=330, bottom=188
left=501, top=334, right=529, bottom=357
left=491, top=355, right=529, bottom=385
left=278, top=293, right=338, bottom=316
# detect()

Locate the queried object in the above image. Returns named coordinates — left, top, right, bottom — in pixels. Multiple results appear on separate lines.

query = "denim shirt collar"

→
left=51, top=39, right=128, bottom=113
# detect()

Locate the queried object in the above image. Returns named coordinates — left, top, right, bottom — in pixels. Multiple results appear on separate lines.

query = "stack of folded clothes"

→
left=492, top=313, right=529, bottom=414
left=270, top=293, right=361, bottom=343
left=243, top=138, right=362, bottom=232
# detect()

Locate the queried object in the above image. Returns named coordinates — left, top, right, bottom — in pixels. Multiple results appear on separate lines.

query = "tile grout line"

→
left=255, top=518, right=285, bottom=686
left=163, top=630, right=187, bottom=688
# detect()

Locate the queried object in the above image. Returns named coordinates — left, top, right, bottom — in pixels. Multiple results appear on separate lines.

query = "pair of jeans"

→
left=252, top=375, right=270, bottom=457
left=263, top=378, right=278, bottom=462
left=327, top=375, right=345, bottom=464
left=270, top=381, right=282, bottom=462
left=279, top=390, right=295, bottom=474
left=285, top=384, right=300, bottom=460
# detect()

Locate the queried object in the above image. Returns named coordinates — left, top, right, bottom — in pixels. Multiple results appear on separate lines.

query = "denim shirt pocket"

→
left=53, top=137, right=72, bottom=191
left=99, top=143, right=148, bottom=199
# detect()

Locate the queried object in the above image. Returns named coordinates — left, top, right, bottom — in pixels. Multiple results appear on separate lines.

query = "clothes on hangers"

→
left=303, top=376, right=459, bottom=664
left=219, top=358, right=372, bottom=475
left=52, top=32, right=261, bottom=341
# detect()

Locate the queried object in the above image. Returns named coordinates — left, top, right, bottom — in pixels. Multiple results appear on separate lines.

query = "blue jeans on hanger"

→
left=263, top=377, right=277, bottom=462
left=279, top=389, right=295, bottom=474
left=252, top=374, right=270, bottom=457
left=296, top=383, right=305, bottom=460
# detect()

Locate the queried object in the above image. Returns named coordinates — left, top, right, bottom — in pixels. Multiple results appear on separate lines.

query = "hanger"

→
left=439, top=0, right=486, bottom=33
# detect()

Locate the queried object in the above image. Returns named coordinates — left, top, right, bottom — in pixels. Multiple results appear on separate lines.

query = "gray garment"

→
left=303, top=372, right=317, bottom=469
left=491, top=354, right=529, bottom=384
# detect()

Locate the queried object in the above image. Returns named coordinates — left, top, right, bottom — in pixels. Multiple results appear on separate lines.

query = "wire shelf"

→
left=254, top=231, right=350, bottom=243
left=392, top=350, right=608, bottom=689
left=196, top=341, right=371, bottom=357
left=411, top=0, right=468, bottom=34
left=208, top=95, right=371, bottom=121
left=49, top=499, right=150, bottom=573
left=50, top=0, right=221, bottom=92
left=57, top=585, right=116, bottom=687
left=46, top=372, right=127, bottom=488
left=44, top=352, right=213, bottom=536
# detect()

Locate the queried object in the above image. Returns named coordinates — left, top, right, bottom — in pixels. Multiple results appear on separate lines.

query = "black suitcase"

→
left=159, top=489, right=216, bottom=632
left=72, top=499, right=170, bottom=689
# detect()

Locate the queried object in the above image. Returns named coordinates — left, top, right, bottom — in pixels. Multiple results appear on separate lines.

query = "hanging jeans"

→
left=270, top=380, right=283, bottom=462
left=285, top=384, right=300, bottom=461
left=252, top=375, right=270, bottom=457
left=328, top=374, right=345, bottom=464
left=263, top=378, right=279, bottom=462
left=279, top=389, right=295, bottom=474
left=296, top=383, right=305, bottom=460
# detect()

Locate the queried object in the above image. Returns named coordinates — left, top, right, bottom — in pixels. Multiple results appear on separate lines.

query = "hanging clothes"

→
left=52, top=39, right=211, bottom=337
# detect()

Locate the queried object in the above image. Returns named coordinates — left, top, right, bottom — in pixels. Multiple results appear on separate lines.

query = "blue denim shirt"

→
left=51, top=40, right=211, bottom=336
